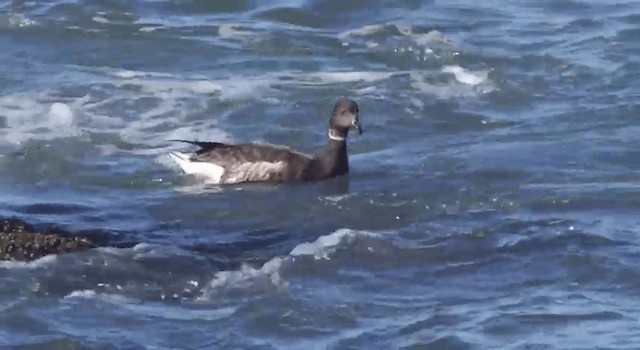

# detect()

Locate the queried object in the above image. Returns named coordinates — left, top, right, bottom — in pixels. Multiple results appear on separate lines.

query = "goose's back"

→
left=190, top=142, right=314, bottom=184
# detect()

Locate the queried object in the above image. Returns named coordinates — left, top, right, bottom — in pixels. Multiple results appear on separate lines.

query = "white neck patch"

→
left=328, top=129, right=345, bottom=141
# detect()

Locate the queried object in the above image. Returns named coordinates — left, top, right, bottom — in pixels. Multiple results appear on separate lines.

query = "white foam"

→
left=443, top=65, right=488, bottom=86
left=339, top=23, right=387, bottom=38
left=65, top=289, right=98, bottom=299
left=396, top=24, right=412, bottom=36
left=410, top=72, right=472, bottom=99
left=48, top=103, right=74, bottom=127
left=214, top=76, right=276, bottom=101
left=0, top=65, right=396, bottom=151
left=414, top=30, right=453, bottom=46
left=0, top=254, right=58, bottom=269
left=198, top=257, right=287, bottom=300
left=0, top=67, right=232, bottom=152
left=92, top=16, right=109, bottom=24
left=212, top=257, right=285, bottom=289
left=108, top=75, right=231, bottom=152
left=203, top=69, right=395, bottom=100
left=95, top=245, right=133, bottom=257
left=340, top=23, right=453, bottom=51
left=322, top=194, right=351, bottom=204
left=64, top=289, right=135, bottom=304
left=199, top=229, right=377, bottom=300
left=0, top=93, right=82, bottom=145
left=189, top=80, right=222, bottom=94
left=67, top=288, right=238, bottom=321
left=218, top=24, right=253, bottom=38
left=0, top=14, right=38, bottom=28
left=410, top=71, right=493, bottom=99
left=290, top=228, right=355, bottom=259
left=113, top=70, right=142, bottom=79
left=112, top=69, right=173, bottom=79
left=298, top=71, right=397, bottom=85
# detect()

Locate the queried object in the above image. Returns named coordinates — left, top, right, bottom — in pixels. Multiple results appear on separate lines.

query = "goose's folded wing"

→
left=172, top=140, right=315, bottom=183
left=190, top=143, right=312, bottom=166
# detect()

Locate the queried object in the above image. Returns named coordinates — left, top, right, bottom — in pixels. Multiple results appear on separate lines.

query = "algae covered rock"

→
left=0, top=218, right=95, bottom=261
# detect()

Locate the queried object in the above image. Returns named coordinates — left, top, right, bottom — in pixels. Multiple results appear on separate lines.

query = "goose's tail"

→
left=169, top=152, right=224, bottom=183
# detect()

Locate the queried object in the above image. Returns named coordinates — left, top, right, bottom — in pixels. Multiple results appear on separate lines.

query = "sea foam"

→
left=198, top=229, right=377, bottom=300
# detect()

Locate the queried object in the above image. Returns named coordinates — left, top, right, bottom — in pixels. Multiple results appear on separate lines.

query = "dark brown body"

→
left=183, top=138, right=349, bottom=184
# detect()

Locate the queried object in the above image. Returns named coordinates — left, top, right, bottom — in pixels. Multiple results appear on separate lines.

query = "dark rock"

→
left=0, top=218, right=95, bottom=261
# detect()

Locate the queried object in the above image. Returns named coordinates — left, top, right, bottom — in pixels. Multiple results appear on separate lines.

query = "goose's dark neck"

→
left=318, top=131, right=349, bottom=178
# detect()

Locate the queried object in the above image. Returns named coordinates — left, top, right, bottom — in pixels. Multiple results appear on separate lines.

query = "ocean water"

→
left=1, top=0, right=639, bottom=348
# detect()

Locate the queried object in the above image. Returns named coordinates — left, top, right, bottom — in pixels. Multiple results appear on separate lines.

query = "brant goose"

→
left=169, top=99, right=363, bottom=184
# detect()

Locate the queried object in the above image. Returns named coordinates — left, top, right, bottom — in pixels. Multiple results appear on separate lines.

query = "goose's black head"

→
left=329, top=99, right=362, bottom=137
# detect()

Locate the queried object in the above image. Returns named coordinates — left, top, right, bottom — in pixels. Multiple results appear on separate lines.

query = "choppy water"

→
left=1, top=0, right=639, bottom=348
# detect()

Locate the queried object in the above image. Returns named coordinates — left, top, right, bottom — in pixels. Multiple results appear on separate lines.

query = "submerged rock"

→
left=0, top=218, right=95, bottom=261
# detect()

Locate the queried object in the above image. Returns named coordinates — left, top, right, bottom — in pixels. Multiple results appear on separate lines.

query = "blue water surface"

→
left=1, top=0, right=640, bottom=348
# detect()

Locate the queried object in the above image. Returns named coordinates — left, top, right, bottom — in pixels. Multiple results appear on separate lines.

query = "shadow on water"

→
left=320, top=174, right=351, bottom=195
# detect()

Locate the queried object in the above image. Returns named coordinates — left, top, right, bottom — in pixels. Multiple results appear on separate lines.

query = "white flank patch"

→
left=224, top=161, right=286, bottom=184
left=169, top=152, right=224, bottom=184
